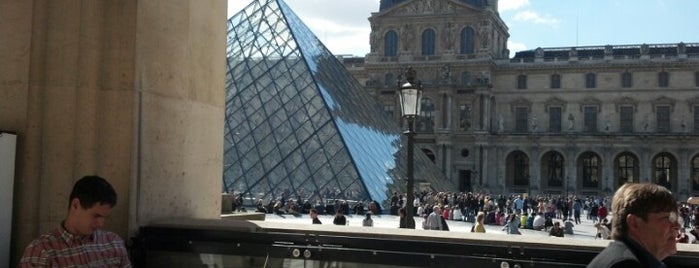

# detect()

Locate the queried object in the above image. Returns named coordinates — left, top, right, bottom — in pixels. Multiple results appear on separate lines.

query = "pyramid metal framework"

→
left=224, top=0, right=451, bottom=208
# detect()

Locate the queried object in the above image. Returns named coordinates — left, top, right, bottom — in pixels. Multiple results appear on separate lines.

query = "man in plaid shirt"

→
left=20, top=175, right=130, bottom=267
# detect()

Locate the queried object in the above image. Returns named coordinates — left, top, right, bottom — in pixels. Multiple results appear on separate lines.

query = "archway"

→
left=614, top=152, right=639, bottom=188
left=506, top=150, right=530, bottom=188
left=652, top=152, right=677, bottom=193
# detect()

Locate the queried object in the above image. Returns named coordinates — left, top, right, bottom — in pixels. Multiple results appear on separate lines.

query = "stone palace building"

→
left=343, top=0, right=699, bottom=198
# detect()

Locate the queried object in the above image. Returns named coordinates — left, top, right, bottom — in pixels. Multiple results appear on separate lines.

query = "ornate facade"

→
left=345, top=0, right=699, bottom=199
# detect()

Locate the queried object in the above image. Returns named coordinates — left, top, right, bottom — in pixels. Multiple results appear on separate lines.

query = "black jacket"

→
left=586, top=237, right=665, bottom=268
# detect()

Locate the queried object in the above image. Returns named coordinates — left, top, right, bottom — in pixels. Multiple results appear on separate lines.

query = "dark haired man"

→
left=310, top=209, right=322, bottom=224
left=587, top=183, right=680, bottom=268
left=20, top=175, right=130, bottom=267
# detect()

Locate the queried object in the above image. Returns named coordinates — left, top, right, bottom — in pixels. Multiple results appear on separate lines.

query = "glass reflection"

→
left=224, top=0, right=450, bottom=209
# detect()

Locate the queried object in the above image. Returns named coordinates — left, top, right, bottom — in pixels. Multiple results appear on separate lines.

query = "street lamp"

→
left=398, top=67, right=422, bottom=229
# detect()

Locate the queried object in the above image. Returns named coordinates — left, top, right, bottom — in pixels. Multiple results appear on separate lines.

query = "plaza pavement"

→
left=262, top=212, right=602, bottom=240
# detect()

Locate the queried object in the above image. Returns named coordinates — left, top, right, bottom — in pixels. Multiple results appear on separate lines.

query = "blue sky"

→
left=228, top=0, right=699, bottom=57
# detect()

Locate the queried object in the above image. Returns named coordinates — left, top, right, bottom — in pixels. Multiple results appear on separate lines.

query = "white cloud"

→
left=507, top=40, right=527, bottom=57
left=513, top=10, right=559, bottom=24
left=498, top=0, right=529, bottom=12
left=302, top=18, right=370, bottom=56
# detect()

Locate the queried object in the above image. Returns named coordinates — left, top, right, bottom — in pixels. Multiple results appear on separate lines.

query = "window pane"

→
left=515, top=107, right=528, bottom=133
left=584, top=106, right=597, bottom=132
left=582, top=153, right=599, bottom=188
left=384, top=73, right=394, bottom=87
left=655, top=155, right=672, bottom=189
left=658, top=72, right=669, bottom=87
left=517, top=75, right=527, bottom=89
left=617, top=154, right=636, bottom=186
left=384, top=31, right=397, bottom=57
left=585, top=73, right=596, bottom=88
left=459, top=104, right=471, bottom=131
left=656, top=106, right=670, bottom=132
left=620, top=106, right=634, bottom=133
left=418, top=98, right=435, bottom=132
left=549, top=107, right=561, bottom=133
left=547, top=153, right=563, bottom=187
left=460, top=27, right=475, bottom=54
left=383, top=104, right=394, bottom=118
left=421, top=29, right=435, bottom=55
left=514, top=152, right=529, bottom=186
left=550, top=74, right=561, bottom=89
left=461, top=71, right=471, bottom=86
left=622, top=72, right=632, bottom=88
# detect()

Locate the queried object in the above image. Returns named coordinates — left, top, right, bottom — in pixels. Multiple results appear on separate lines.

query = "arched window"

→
left=580, top=152, right=600, bottom=188
left=417, top=98, right=435, bottom=132
left=653, top=153, right=675, bottom=190
left=460, top=27, right=475, bottom=54
left=421, top=29, right=436, bottom=55
left=507, top=151, right=530, bottom=187
left=542, top=151, right=564, bottom=187
left=615, top=152, right=639, bottom=187
left=384, top=30, right=398, bottom=57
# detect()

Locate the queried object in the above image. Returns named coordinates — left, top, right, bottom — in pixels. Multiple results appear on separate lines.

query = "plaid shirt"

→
left=19, top=225, right=130, bottom=268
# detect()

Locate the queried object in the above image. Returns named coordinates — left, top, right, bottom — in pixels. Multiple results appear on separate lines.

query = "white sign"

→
left=0, top=132, right=17, bottom=268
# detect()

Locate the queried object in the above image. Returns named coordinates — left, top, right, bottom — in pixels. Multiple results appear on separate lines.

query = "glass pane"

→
left=224, top=1, right=451, bottom=209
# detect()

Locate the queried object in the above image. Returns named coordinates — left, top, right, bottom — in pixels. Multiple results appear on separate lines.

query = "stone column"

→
left=639, top=147, right=652, bottom=182
left=677, top=148, right=690, bottom=199
left=473, top=93, right=482, bottom=130
left=439, top=142, right=453, bottom=181
left=565, top=147, right=578, bottom=194
left=602, top=146, right=614, bottom=192
left=2, top=0, right=226, bottom=265
left=439, top=91, right=453, bottom=130
left=529, top=146, right=540, bottom=194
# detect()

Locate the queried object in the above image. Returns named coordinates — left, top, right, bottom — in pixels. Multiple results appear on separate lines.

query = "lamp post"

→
left=398, top=67, right=422, bottom=229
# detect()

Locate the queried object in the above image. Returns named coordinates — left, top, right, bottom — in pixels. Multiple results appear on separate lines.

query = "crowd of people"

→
left=19, top=177, right=695, bottom=267
left=240, top=188, right=699, bottom=241
left=291, top=184, right=695, bottom=266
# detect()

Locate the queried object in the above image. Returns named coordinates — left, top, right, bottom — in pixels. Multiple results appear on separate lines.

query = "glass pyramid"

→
left=224, top=0, right=451, bottom=209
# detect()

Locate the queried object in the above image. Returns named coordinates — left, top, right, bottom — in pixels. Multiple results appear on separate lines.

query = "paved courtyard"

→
left=263, top=212, right=602, bottom=240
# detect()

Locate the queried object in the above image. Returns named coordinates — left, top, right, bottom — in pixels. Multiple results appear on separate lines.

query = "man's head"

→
left=310, top=209, right=318, bottom=218
left=65, top=176, right=118, bottom=236
left=610, top=183, right=680, bottom=260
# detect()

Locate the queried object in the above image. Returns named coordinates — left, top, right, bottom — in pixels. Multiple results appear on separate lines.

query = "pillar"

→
left=1, top=0, right=226, bottom=265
